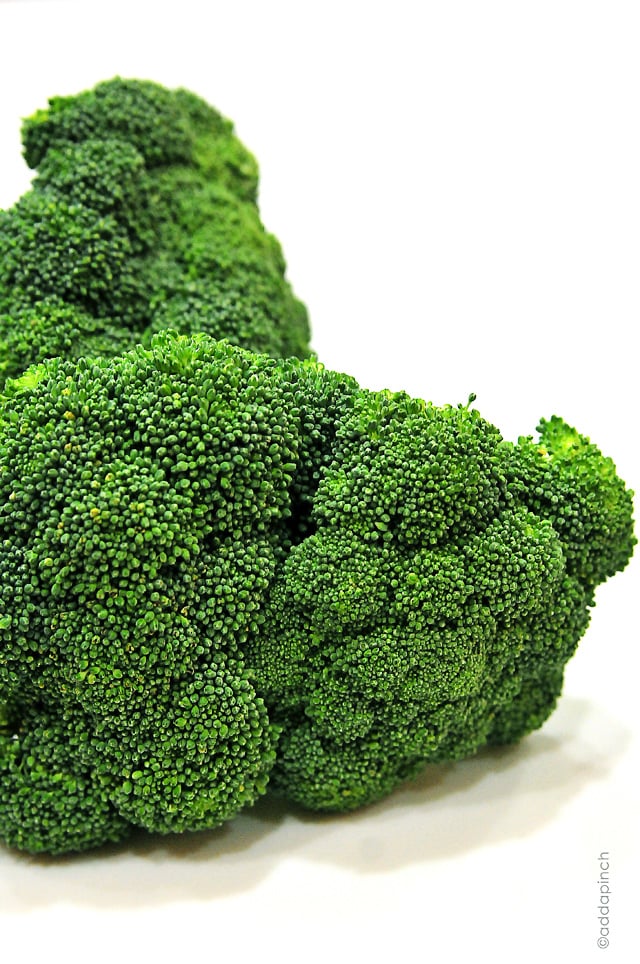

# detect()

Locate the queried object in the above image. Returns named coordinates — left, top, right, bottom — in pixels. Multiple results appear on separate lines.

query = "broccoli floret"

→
left=0, top=696, right=130, bottom=855
left=35, top=138, right=156, bottom=252
left=506, top=416, right=636, bottom=593
left=22, top=78, right=258, bottom=198
left=0, top=333, right=634, bottom=852
left=0, top=78, right=310, bottom=384
left=0, top=298, right=135, bottom=385
left=0, top=333, right=300, bottom=849
left=244, top=391, right=635, bottom=812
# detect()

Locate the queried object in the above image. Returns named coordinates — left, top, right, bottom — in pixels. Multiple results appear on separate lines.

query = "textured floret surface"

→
left=0, top=333, right=634, bottom=853
left=0, top=78, right=311, bottom=387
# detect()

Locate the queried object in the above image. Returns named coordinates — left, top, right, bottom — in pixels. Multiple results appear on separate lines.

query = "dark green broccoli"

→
left=247, top=392, right=634, bottom=810
left=0, top=78, right=310, bottom=386
left=0, top=77, right=634, bottom=855
left=0, top=333, right=634, bottom=853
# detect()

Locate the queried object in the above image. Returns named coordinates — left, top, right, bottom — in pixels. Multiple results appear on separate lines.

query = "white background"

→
left=0, top=1, right=638, bottom=961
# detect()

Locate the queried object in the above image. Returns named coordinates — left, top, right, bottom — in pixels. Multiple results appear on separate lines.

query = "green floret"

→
left=311, top=390, right=508, bottom=546
left=0, top=333, right=634, bottom=853
left=0, top=333, right=301, bottom=851
left=507, top=415, right=637, bottom=593
left=22, top=79, right=259, bottom=201
left=22, top=77, right=197, bottom=171
left=34, top=138, right=156, bottom=251
left=0, top=299, right=134, bottom=385
left=141, top=171, right=310, bottom=358
left=250, top=391, right=634, bottom=812
left=0, top=696, right=130, bottom=855
left=172, top=87, right=259, bottom=202
left=87, top=654, right=276, bottom=835
left=0, top=191, right=140, bottom=318
left=0, top=78, right=310, bottom=385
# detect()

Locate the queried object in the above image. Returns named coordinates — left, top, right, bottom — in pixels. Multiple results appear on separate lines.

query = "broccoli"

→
left=0, top=78, right=311, bottom=386
left=0, top=332, right=634, bottom=854
left=0, top=79, right=634, bottom=855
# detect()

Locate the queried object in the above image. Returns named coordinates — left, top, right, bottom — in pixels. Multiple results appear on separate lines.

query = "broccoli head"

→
left=0, top=78, right=310, bottom=386
left=0, top=333, right=634, bottom=853
left=248, top=391, right=634, bottom=810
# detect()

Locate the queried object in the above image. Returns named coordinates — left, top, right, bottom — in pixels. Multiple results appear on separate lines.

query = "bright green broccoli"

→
left=0, top=79, right=634, bottom=855
left=0, top=332, right=634, bottom=853
left=0, top=78, right=310, bottom=386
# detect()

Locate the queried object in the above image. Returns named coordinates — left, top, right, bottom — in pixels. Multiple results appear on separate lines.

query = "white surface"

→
left=0, top=1, right=638, bottom=961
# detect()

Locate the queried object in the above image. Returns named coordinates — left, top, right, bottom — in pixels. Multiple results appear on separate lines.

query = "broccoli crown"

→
left=0, top=333, right=634, bottom=853
left=0, top=333, right=305, bottom=851
left=252, top=392, right=631, bottom=811
left=0, top=78, right=310, bottom=386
